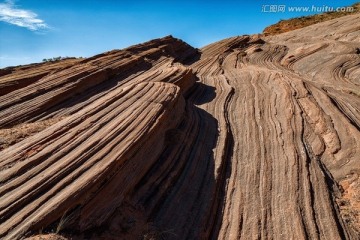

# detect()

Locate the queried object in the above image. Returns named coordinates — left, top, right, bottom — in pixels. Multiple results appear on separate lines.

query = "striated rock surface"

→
left=0, top=14, right=360, bottom=240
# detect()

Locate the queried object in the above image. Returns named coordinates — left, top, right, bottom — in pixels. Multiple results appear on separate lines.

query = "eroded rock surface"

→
left=0, top=14, right=359, bottom=240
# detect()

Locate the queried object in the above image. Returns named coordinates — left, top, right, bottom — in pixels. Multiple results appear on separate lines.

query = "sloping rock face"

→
left=0, top=14, right=360, bottom=240
left=189, top=14, right=360, bottom=240
left=0, top=36, right=198, bottom=239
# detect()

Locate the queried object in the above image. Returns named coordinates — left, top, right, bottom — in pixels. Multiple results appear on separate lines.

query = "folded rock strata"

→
left=0, top=13, right=359, bottom=240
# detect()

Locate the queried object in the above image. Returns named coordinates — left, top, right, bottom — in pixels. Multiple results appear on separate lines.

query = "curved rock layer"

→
left=0, top=14, right=360, bottom=240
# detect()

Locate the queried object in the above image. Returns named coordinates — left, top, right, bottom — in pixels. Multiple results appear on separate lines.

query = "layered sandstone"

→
left=0, top=13, right=359, bottom=240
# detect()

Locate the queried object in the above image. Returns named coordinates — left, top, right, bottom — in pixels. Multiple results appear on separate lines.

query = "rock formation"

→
left=0, top=13, right=359, bottom=240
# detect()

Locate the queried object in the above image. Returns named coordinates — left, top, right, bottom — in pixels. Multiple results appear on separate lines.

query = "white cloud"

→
left=0, top=0, right=49, bottom=31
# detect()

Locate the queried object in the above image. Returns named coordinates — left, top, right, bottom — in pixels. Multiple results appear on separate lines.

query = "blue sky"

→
left=0, top=0, right=358, bottom=67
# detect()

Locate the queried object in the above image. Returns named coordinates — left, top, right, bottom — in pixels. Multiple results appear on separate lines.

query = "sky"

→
left=0, top=0, right=358, bottom=68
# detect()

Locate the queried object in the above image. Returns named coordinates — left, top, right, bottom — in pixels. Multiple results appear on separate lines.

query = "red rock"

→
left=0, top=14, right=359, bottom=240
